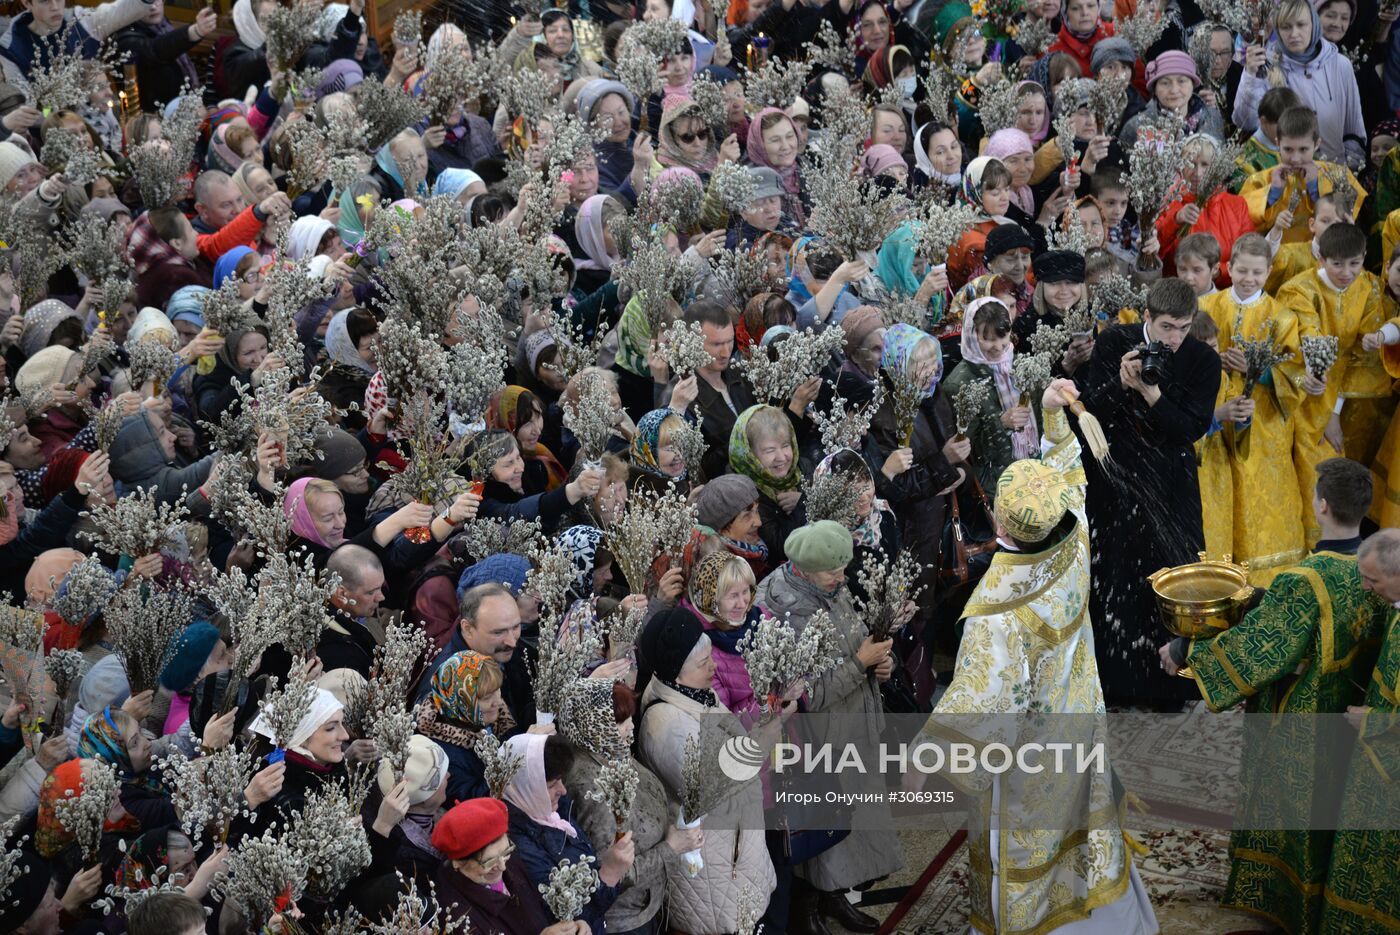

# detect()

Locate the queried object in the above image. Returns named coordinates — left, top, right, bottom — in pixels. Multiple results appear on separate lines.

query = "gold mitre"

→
left=994, top=458, right=1073, bottom=543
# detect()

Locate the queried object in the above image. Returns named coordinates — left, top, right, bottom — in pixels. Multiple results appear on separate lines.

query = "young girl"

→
left=948, top=156, right=1015, bottom=290
left=944, top=298, right=1037, bottom=488
left=728, top=404, right=805, bottom=565
left=1154, top=134, right=1253, bottom=281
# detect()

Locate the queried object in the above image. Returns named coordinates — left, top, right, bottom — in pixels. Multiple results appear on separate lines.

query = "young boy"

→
left=1265, top=192, right=1343, bottom=295
left=1278, top=223, right=1389, bottom=543
left=1093, top=170, right=1136, bottom=267
left=1201, top=232, right=1306, bottom=582
left=1176, top=233, right=1222, bottom=299
left=1231, top=86, right=1303, bottom=191
left=126, top=891, right=208, bottom=935
left=1240, top=107, right=1364, bottom=245
left=1191, top=312, right=1236, bottom=561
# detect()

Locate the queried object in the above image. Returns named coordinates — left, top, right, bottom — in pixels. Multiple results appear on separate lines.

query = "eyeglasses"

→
left=474, top=842, right=517, bottom=869
left=676, top=127, right=712, bottom=144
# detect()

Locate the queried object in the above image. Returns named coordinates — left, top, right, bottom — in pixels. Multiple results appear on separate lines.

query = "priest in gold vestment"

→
left=914, top=380, right=1158, bottom=935
left=1160, top=458, right=1388, bottom=935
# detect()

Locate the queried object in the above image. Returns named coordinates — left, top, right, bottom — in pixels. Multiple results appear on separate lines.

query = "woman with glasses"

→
left=433, top=796, right=589, bottom=935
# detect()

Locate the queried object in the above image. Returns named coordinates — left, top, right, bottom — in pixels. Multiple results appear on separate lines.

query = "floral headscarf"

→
left=559, top=525, right=604, bottom=601
left=77, top=706, right=141, bottom=779
left=114, top=826, right=190, bottom=894
left=815, top=449, right=890, bottom=549
left=631, top=409, right=685, bottom=481
left=881, top=322, right=943, bottom=394
left=728, top=405, right=802, bottom=502
left=485, top=386, right=567, bottom=491
left=959, top=156, right=1012, bottom=224
left=428, top=650, right=495, bottom=727
left=36, top=759, right=139, bottom=858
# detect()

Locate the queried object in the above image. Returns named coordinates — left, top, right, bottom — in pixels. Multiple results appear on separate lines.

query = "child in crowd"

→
left=1240, top=107, right=1364, bottom=245
left=1156, top=135, right=1253, bottom=281
left=1278, top=223, right=1387, bottom=542
left=1231, top=86, right=1304, bottom=189
left=1200, top=233, right=1306, bottom=582
left=944, top=298, right=1035, bottom=489
left=1266, top=192, right=1344, bottom=294
left=1365, top=246, right=1400, bottom=524
left=1093, top=169, right=1138, bottom=266
left=1176, top=233, right=1222, bottom=299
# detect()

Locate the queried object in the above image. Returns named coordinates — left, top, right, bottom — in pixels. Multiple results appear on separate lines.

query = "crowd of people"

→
left=1, top=0, right=1400, bottom=930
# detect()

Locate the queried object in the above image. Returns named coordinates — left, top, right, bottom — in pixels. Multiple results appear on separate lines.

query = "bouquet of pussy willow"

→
left=25, top=34, right=122, bottom=116
left=606, top=485, right=697, bottom=593
left=540, top=856, right=600, bottom=923
left=475, top=732, right=525, bottom=799
left=812, top=385, right=884, bottom=452
left=345, top=618, right=433, bottom=783
left=54, top=760, right=121, bottom=863
left=737, top=609, right=843, bottom=713
left=562, top=368, right=616, bottom=467
left=736, top=326, right=845, bottom=405
left=129, top=89, right=204, bottom=209
left=79, top=485, right=189, bottom=560
left=159, top=744, right=257, bottom=845
left=1127, top=112, right=1186, bottom=239
left=371, top=196, right=475, bottom=337
left=853, top=550, right=926, bottom=641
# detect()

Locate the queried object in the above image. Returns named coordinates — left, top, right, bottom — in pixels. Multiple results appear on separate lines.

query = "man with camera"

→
left=1076, top=279, right=1223, bottom=710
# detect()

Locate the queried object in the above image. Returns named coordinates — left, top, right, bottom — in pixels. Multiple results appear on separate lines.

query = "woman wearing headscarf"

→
left=628, top=408, right=694, bottom=494
left=846, top=0, right=929, bottom=77
left=812, top=448, right=901, bottom=600
left=558, top=678, right=693, bottom=935
left=285, top=214, right=343, bottom=262
left=634, top=607, right=777, bottom=933
left=947, top=156, right=1033, bottom=290
left=190, top=311, right=271, bottom=421
left=35, top=759, right=141, bottom=871
left=982, top=128, right=1039, bottom=216
left=680, top=550, right=765, bottom=722
left=245, top=685, right=350, bottom=823
left=502, top=732, right=626, bottom=935
left=496, top=8, right=602, bottom=85
left=1232, top=0, right=1364, bottom=166
left=75, top=705, right=177, bottom=830
left=318, top=308, right=378, bottom=427
left=655, top=100, right=729, bottom=181
left=1044, top=0, right=1115, bottom=79
left=281, top=475, right=461, bottom=571
left=486, top=387, right=568, bottom=495
left=569, top=194, right=623, bottom=296
left=869, top=323, right=964, bottom=693
left=417, top=650, right=512, bottom=806
left=874, top=222, right=948, bottom=328
left=746, top=108, right=807, bottom=225
left=729, top=404, right=806, bottom=566
left=218, top=0, right=272, bottom=97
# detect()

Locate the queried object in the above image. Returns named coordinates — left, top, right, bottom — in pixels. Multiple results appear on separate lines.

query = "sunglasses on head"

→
left=677, top=127, right=712, bottom=144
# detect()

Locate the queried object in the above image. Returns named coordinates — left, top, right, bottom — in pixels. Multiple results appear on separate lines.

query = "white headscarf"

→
left=232, top=0, right=266, bottom=48
left=250, top=687, right=344, bottom=757
left=127, top=308, right=177, bottom=347
left=286, top=215, right=335, bottom=261
left=325, top=309, right=375, bottom=374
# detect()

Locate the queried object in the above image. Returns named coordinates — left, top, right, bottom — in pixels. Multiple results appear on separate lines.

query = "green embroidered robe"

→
left=1185, top=549, right=1388, bottom=935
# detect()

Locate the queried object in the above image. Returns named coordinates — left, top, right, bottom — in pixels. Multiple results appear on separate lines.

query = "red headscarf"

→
left=41, top=449, right=89, bottom=504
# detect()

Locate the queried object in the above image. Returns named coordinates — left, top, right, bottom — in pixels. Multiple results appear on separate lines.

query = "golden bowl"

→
left=1148, top=552, right=1255, bottom=642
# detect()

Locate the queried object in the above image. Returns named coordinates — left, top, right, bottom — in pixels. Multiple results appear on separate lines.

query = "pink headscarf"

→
left=574, top=194, right=617, bottom=271
left=984, top=129, right=1035, bottom=215
left=0, top=466, right=20, bottom=546
left=1014, top=81, right=1051, bottom=145
left=747, top=108, right=802, bottom=196
left=860, top=144, right=905, bottom=178
left=502, top=733, right=577, bottom=837
left=960, top=296, right=1038, bottom=459
left=283, top=477, right=332, bottom=548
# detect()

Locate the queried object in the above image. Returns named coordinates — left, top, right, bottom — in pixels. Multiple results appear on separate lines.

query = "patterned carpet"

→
left=838, top=703, right=1273, bottom=934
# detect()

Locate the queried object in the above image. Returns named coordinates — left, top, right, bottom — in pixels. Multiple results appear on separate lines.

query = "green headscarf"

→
left=728, top=405, right=802, bottom=502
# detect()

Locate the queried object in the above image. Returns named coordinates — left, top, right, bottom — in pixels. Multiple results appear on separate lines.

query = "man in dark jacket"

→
left=318, top=545, right=387, bottom=678
left=113, top=0, right=213, bottom=113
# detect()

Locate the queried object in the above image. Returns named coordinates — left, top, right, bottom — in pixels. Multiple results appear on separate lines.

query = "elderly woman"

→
left=680, top=550, right=764, bottom=723
left=108, top=411, right=216, bottom=505
left=635, top=607, right=777, bottom=934
left=417, top=650, right=511, bottom=805
left=365, top=734, right=452, bottom=883
left=728, top=405, right=806, bottom=566
left=693, top=473, right=769, bottom=579
left=755, top=521, right=903, bottom=932
left=558, top=678, right=699, bottom=935
left=628, top=408, right=693, bottom=494
left=467, top=429, right=605, bottom=532
left=502, top=732, right=630, bottom=935
left=434, top=797, right=583, bottom=935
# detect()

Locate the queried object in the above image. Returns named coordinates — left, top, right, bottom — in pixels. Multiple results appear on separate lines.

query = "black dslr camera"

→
left=1133, top=341, right=1172, bottom=386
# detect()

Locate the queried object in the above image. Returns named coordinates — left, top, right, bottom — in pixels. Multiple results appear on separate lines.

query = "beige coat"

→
left=638, top=679, right=776, bottom=935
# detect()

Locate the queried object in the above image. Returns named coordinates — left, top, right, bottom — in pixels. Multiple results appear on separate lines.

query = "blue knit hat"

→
left=159, top=622, right=222, bottom=692
left=456, top=554, right=532, bottom=602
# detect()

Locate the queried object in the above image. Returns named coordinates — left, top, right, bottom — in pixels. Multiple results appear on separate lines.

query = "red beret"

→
left=431, top=797, right=509, bottom=859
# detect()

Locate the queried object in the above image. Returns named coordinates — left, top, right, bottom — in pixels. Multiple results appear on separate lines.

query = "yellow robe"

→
left=1381, top=207, right=1400, bottom=270
left=1278, top=268, right=1391, bottom=543
left=1266, top=239, right=1317, bottom=296
left=1197, top=375, right=1234, bottom=565
left=1201, top=290, right=1306, bottom=584
left=1366, top=296, right=1400, bottom=525
left=926, top=408, right=1147, bottom=935
left=1239, top=162, right=1366, bottom=244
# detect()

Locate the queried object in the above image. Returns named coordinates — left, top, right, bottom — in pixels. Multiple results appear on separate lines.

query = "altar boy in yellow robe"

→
left=1239, top=107, right=1365, bottom=246
left=1265, top=192, right=1343, bottom=296
left=1278, top=223, right=1391, bottom=544
left=1201, top=234, right=1306, bottom=582
left=1191, top=314, right=1237, bottom=562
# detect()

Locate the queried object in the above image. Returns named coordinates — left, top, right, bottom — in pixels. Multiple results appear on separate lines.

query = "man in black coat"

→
left=113, top=0, right=214, bottom=113
left=1075, top=278, right=1222, bottom=710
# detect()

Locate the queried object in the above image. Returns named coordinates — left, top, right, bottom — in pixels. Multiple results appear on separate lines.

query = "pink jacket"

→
left=680, top=599, right=762, bottom=728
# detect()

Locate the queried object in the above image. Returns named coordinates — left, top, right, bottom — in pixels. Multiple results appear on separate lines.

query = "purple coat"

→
left=681, top=599, right=762, bottom=727
left=1232, top=40, right=1364, bottom=167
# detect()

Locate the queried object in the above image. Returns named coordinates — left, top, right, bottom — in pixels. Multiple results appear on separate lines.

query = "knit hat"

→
left=432, top=797, right=510, bottom=859
left=317, top=668, right=367, bottom=707
left=316, top=59, right=364, bottom=98
left=0, top=81, right=26, bottom=115
left=379, top=734, right=449, bottom=805
left=0, top=140, right=36, bottom=189
left=994, top=458, right=1075, bottom=543
left=747, top=166, right=785, bottom=203
left=860, top=144, right=905, bottom=178
left=0, top=848, right=51, bottom=931
left=40, top=449, right=90, bottom=503
left=79, top=654, right=131, bottom=713
left=1032, top=250, right=1086, bottom=283
left=159, top=621, right=222, bottom=691
left=1090, top=37, right=1136, bottom=74
left=637, top=606, right=705, bottom=684
left=839, top=305, right=883, bottom=357
left=785, top=520, right=854, bottom=572
left=311, top=428, right=366, bottom=480
left=14, top=346, right=77, bottom=395
left=456, top=553, right=532, bottom=601
left=1145, top=50, right=1200, bottom=89
left=694, top=473, right=760, bottom=530
left=984, top=223, right=1034, bottom=261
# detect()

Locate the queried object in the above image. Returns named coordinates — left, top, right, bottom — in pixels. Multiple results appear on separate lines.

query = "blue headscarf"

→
left=213, top=246, right=254, bottom=290
left=456, top=553, right=531, bottom=602
left=875, top=222, right=922, bottom=297
left=433, top=168, right=483, bottom=199
left=1275, top=3, right=1323, bottom=64
left=165, top=285, right=209, bottom=328
left=374, top=142, right=430, bottom=198
left=786, top=235, right=819, bottom=304
left=881, top=322, right=943, bottom=393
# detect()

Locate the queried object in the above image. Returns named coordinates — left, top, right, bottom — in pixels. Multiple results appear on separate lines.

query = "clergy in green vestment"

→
left=1160, top=458, right=1389, bottom=935
left=1320, top=528, right=1400, bottom=935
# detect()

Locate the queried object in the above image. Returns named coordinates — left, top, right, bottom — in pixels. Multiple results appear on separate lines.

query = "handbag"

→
left=939, top=472, right=999, bottom=587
